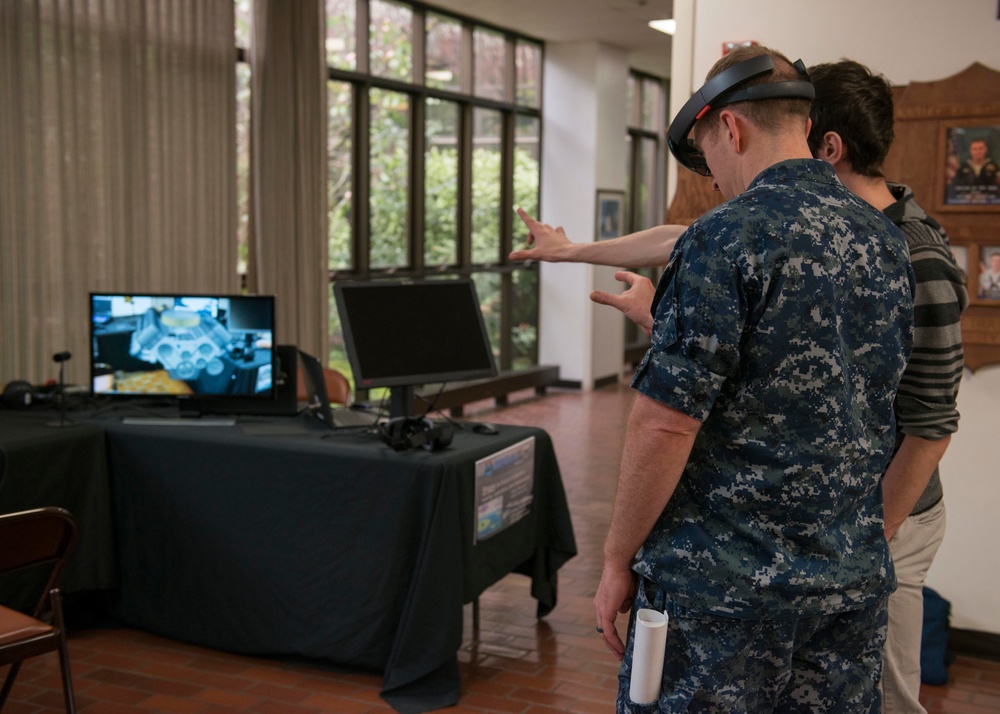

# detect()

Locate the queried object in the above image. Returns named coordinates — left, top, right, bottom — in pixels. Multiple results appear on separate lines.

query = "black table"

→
left=0, top=410, right=118, bottom=611
left=97, top=414, right=576, bottom=712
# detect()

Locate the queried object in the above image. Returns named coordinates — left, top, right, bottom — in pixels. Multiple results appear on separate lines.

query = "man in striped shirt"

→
left=808, top=60, right=968, bottom=714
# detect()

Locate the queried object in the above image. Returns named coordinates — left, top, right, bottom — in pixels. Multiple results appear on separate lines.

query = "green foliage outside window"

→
left=369, top=88, right=410, bottom=268
left=425, top=99, right=459, bottom=266
left=328, top=80, right=353, bottom=271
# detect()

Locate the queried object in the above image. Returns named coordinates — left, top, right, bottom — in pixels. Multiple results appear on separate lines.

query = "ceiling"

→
left=422, top=0, right=675, bottom=77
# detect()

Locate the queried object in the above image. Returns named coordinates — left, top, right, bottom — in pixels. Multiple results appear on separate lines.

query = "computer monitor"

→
left=333, top=279, right=498, bottom=419
left=89, top=293, right=276, bottom=413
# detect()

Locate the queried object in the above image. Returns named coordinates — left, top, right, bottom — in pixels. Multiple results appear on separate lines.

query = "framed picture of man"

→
left=940, top=125, right=1000, bottom=208
left=979, top=246, right=1000, bottom=300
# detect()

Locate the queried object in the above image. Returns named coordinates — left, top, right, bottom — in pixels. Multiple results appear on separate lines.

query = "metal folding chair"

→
left=0, top=507, right=77, bottom=712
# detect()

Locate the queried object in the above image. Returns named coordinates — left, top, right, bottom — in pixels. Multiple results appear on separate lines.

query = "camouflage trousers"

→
left=616, top=578, right=888, bottom=713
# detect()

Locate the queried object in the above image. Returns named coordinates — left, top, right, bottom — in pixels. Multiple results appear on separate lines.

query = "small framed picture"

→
left=596, top=189, right=625, bottom=240
left=978, top=246, right=1000, bottom=300
left=939, top=124, right=1000, bottom=209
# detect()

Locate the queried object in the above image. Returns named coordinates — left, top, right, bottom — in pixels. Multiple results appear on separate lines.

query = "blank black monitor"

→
left=333, top=279, right=498, bottom=418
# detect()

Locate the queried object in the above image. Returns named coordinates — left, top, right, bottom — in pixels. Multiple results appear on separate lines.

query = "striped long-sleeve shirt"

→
left=884, top=183, right=969, bottom=514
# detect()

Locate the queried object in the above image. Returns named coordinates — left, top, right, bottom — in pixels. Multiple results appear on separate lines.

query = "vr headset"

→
left=667, top=54, right=815, bottom=176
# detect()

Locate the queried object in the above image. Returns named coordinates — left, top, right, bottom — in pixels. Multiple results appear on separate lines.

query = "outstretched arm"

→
left=590, top=271, right=657, bottom=335
left=510, top=207, right=682, bottom=269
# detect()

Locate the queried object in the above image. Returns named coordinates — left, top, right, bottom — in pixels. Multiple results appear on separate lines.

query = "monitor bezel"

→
left=88, top=291, right=277, bottom=404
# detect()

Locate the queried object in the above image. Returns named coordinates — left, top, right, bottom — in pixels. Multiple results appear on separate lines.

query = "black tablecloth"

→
left=0, top=410, right=118, bottom=611
left=97, top=414, right=576, bottom=712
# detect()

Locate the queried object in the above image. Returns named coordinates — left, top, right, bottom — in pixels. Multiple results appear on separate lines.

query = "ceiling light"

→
left=648, top=19, right=676, bottom=36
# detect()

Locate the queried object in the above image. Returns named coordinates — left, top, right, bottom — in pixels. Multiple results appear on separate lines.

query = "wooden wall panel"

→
left=885, top=62, right=1000, bottom=371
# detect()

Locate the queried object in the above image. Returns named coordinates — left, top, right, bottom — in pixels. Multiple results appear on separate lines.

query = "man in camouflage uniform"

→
left=594, top=45, right=915, bottom=712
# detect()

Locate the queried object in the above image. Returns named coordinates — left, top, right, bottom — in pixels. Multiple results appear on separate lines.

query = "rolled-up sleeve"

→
left=895, top=241, right=968, bottom=439
left=631, top=232, right=746, bottom=422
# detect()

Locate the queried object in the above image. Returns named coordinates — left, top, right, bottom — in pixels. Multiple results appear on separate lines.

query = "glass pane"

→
left=425, top=99, right=459, bottom=267
left=638, top=136, right=658, bottom=230
left=369, top=88, right=410, bottom=268
left=471, top=272, right=501, bottom=363
left=626, top=74, right=638, bottom=127
left=641, top=77, right=661, bottom=132
left=370, top=0, right=412, bottom=82
left=328, top=80, right=353, bottom=271
left=515, top=41, right=541, bottom=108
left=474, top=28, right=506, bottom=101
left=236, top=62, right=251, bottom=275
left=472, top=108, right=502, bottom=265
left=234, top=0, right=252, bottom=48
left=425, top=13, right=462, bottom=92
left=514, top=115, right=540, bottom=247
left=325, top=0, right=356, bottom=70
left=510, top=268, right=538, bottom=368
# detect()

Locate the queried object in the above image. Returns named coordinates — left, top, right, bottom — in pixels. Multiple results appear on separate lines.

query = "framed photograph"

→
left=939, top=124, right=1000, bottom=209
left=596, top=189, right=625, bottom=240
left=978, top=245, right=1000, bottom=300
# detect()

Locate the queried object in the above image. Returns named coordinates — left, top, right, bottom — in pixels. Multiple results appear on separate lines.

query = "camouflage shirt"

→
left=631, top=159, right=914, bottom=619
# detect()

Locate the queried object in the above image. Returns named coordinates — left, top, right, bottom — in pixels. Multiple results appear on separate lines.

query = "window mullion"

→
left=355, top=83, right=371, bottom=277
left=411, top=91, right=425, bottom=274
left=457, top=102, right=473, bottom=271
left=355, top=0, right=369, bottom=75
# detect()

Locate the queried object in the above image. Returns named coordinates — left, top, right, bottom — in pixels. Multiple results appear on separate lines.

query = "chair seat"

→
left=0, top=507, right=77, bottom=711
left=0, top=605, right=53, bottom=647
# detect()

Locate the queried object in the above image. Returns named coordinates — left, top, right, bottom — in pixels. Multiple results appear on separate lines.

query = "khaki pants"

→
left=882, top=500, right=947, bottom=714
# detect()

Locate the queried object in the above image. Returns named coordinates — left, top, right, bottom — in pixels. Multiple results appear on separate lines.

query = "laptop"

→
left=297, top=350, right=379, bottom=429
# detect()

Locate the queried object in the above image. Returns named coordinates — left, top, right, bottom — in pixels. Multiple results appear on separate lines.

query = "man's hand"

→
left=591, top=271, right=655, bottom=335
left=509, top=207, right=575, bottom=262
left=594, top=561, right=638, bottom=660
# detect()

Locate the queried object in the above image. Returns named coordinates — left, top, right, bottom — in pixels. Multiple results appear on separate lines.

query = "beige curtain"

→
left=248, top=0, right=328, bottom=361
left=0, top=0, right=237, bottom=387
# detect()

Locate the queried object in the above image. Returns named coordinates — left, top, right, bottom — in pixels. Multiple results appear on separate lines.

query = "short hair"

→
left=700, top=45, right=812, bottom=132
left=806, top=60, right=895, bottom=177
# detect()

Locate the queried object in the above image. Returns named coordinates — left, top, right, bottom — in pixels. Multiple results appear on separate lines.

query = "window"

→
left=425, top=99, right=460, bottom=266
left=328, top=81, right=354, bottom=271
left=369, top=88, right=411, bottom=268
left=624, top=71, right=667, bottom=359
left=369, top=0, right=413, bottom=81
left=322, top=1, right=543, bottom=391
left=425, top=13, right=462, bottom=92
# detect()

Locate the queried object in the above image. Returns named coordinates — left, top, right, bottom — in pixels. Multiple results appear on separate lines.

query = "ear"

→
left=814, top=130, right=847, bottom=165
left=718, top=109, right=743, bottom=153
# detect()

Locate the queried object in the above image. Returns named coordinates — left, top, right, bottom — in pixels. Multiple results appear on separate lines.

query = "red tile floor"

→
left=4, top=382, right=999, bottom=712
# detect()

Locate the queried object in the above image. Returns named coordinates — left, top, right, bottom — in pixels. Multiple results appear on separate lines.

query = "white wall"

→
left=669, top=0, right=1000, bottom=633
left=540, top=42, right=628, bottom=389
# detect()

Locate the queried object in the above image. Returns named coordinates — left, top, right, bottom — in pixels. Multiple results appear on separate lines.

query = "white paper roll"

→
left=628, top=608, right=668, bottom=705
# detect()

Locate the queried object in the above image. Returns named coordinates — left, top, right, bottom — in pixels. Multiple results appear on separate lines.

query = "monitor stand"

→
left=388, top=385, right=415, bottom=420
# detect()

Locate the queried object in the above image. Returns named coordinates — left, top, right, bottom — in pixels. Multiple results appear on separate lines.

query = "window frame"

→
left=323, top=1, right=545, bottom=386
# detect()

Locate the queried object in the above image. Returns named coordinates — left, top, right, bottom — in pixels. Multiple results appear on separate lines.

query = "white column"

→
left=539, top=42, right=628, bottom=389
